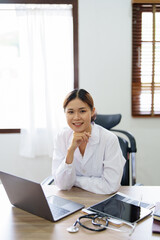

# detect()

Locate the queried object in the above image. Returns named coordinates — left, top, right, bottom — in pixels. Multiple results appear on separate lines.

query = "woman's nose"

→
left=74, top=112, right=80, bottom=119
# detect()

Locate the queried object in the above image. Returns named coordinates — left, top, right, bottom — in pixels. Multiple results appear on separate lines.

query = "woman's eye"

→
left=68, top=111, right=73, bottom=114
left=80, top=110, right=86, bottom=113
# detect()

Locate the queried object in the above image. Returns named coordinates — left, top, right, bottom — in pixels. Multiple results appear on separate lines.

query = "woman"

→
left=52, top=89, right=125, bottom=194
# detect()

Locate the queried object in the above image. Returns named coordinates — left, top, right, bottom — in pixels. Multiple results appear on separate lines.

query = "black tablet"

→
left=87, top=194, right=152, bottom=224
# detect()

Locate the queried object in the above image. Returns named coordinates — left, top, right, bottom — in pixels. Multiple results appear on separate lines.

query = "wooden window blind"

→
left=132, top=3, right=160, bottom=117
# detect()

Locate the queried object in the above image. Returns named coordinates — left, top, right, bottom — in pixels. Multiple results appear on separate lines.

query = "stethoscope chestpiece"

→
left=67, top=225, right=79, bottom=233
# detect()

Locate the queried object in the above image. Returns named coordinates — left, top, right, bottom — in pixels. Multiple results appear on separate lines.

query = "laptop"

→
left=0, top=171, right=84, bottom=222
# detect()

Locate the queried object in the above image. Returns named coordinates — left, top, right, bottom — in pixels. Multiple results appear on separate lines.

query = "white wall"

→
left=0, top=134, right=52, bottom=182
left=78, top=0, right=160, bottom=185
left=0, top=0, right=160, bottom=185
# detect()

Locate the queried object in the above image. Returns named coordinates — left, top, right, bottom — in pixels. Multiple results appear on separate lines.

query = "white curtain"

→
left=17, top=4, right=73, bottom=158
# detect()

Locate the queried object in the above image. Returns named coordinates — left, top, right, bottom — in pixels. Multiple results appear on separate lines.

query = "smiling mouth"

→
left=73, top=122, right=83, bottom=127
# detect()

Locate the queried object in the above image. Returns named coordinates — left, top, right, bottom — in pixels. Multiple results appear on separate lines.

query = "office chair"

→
left=41, top=114, right=137, bottom=186
left=95, top=114, right=137, bottom=186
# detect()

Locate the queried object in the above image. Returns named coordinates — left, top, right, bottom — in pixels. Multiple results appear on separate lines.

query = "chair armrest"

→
left=111, top=129, right=137, bottom=153
left=134, top=183, right=144, bottom=186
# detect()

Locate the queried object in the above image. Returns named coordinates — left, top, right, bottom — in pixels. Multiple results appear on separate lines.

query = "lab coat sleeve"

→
left=75, top=137, right=126, bottom=194
left=52, top=133, right=76, bottom=190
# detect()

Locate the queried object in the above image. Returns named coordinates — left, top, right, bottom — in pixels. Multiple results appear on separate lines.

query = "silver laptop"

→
left=0, top=171, right=84, bottom=222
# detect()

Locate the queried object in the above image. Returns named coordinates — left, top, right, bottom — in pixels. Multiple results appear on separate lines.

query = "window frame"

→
left=132, top=1, right=160, bottom=117
left=0, top=0, right=79, bottom=133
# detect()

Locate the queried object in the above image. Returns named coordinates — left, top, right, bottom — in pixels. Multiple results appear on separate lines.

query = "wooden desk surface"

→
left=0, top=184, right=160, bottom=240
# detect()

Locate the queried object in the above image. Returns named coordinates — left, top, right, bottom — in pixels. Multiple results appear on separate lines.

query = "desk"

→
left=0, top=184, right=160, bottom=240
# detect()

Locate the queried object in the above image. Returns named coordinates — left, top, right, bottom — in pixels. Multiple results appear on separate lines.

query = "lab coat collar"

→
left=81, top=123, right=100, bottom=165
left=70, top=123, right=100, bottom=165
left=89, top=122, right=100, bottom=145
left=68, top=122, right=100, bottom=146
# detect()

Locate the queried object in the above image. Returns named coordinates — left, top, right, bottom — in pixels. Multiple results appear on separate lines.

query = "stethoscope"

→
left=67, top=213, right=136, bottom=235
left=67, top=213, right=108, bottom=233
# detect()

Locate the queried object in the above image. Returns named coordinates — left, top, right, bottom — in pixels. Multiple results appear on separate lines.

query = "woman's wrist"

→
left=66, top=147, right=75, bottom=164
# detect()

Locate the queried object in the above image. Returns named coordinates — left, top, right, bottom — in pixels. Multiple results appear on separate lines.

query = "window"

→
left=132, top=3, right=160, bottom=117
left=0, top=0, right=78, bottom=133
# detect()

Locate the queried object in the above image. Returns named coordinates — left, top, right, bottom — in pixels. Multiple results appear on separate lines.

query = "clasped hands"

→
left=66, top=131, right=91, bottom=164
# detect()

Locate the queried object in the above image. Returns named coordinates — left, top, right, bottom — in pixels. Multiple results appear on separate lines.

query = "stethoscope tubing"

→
left=74, top=213, right=108, bottom=232
left=72, top=213, right=136, bottom=235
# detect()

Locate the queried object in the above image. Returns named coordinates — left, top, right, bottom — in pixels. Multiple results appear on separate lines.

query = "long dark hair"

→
left=63, top=89, right=96, bottom=121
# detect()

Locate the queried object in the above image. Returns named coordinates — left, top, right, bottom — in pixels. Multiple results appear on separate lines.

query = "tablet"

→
left=87, top=194, right=152, bottom=224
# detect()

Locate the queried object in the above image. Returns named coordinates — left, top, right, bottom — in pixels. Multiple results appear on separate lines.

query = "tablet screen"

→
left=88, top=195, right=152, bottom=224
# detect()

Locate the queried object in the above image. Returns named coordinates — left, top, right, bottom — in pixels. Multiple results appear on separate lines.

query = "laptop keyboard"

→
left=47, top=195, right=70, bottom=206
left=49, top=204, right=70, bottom=219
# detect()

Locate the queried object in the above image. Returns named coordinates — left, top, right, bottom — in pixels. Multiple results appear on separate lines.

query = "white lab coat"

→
left=52, top=123, right=126, bottom=194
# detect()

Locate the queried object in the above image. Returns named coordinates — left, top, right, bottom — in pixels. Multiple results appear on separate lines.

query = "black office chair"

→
left=95, top=114, right=137, bottom=186
left=41, top=114, right=137, bottom=186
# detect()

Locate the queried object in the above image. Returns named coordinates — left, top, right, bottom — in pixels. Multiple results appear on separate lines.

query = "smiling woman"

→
left=51, top=89, right=126, bottom=195
left=64, top=90, right=95, bottom=158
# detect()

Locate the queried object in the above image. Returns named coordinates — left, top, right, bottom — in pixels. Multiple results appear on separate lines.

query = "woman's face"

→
left=65, top=98, right=95, bottom=133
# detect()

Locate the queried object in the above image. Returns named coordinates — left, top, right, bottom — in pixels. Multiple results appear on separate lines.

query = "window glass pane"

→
left=154, top=90, right=160, bottom=112
left=140, top=91, right=152, bottom=113
left=141, top=43, right=152, bottom=83
left=142, top=12, right=153, bottom=41
left=155, top=43, right=160, bottom=83
left=0, top=8, right=23, bottom=128
left=155, top=12, right=160, bottom=41
left=0, top=4, right=74, bottom=129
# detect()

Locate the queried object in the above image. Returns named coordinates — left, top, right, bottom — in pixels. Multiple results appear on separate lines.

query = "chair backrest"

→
left=95, top=114, right=136, bottom=186
left=118, top=137, right=129, bottom=185
left=95, top=114, right=121, bottom=130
